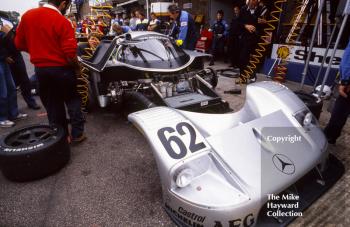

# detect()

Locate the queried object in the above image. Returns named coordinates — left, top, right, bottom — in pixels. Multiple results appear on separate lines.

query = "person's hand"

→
left=338, top=85, right=350, bottom=98
left=1, top=24, right=12, bottom=34
left=6, top=57, right=15, bottom=64
left=245, top=24, right=256, bottom=33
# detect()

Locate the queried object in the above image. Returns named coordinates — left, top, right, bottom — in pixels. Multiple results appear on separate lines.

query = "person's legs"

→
left=3, top=63, right=19, bottom=120
left=217, top=38, right=225, bottom=61
left=36, top=67, right=68, bottom=135
left=239, top=36, right=257, bottom=82
left=0, top=62, right=9, bottom=121
left=10, top=54, right=39, bottom=109
left=60, top=68, right=85, bottom=139
left=210, top=37, right=218, bottom=65
left=232, top=36, right=240, bottom=68
left=324, top=95, right=350, bottom=143
left=239, top=36, right=251, bottom=76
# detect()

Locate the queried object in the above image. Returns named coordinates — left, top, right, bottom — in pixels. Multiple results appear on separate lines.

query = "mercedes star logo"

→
left=272, top=154, right=295, bottom=175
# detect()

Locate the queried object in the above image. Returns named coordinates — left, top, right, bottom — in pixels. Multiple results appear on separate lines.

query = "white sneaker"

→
left=13, top=113, right=28, bottom=121
left=0, top=120, right=15, bottom=128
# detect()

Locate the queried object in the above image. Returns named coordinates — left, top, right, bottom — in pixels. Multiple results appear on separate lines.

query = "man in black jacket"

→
left=237, top=0, right=262, bottom=84
left=227, top=6, right=241, bottom=68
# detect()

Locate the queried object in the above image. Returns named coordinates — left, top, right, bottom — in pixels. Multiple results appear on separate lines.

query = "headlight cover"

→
left=175, top=168, right=195, bottom=188
left=294, top=109, right=318, bottom=127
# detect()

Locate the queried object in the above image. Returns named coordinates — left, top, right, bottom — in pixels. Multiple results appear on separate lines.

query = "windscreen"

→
left=115, top=36, right=191, bottom=69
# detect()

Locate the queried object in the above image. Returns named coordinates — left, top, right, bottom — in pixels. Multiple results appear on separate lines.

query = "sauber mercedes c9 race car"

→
left=128, top=81, right=344, bottom=227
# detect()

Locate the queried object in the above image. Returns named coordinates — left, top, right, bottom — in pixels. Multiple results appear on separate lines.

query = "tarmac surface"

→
left=0, top=54, right=349, bottom=227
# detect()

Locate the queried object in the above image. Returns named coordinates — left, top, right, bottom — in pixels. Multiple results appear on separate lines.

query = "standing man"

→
left=14, top=0, right=86, bottom=143
left=209, top=10, right=229, bottom=66
left=0, top=24, right=28, bottom=127
left=168, top=4, right=198, bottom=50
left=148, top=12, right=161, bottom=32
left=228, top=6, right=241, bottom=68
left=129, top=11, right=138, bottom=31
left=237, top=0, right=262, bottom=84
left=135, top=10, right=149, bottom=31
left=324, top=39, right=350, bottom=144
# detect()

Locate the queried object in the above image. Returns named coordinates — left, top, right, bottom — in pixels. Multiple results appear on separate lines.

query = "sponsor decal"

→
left=165, top=203, right=205, bottom=227
left=157, top=122, right=206, bottom=159
left=181, top=21, right=188, bottom=27
left=214, top=213, right=255, bottom=227
left=4, top=143, right=44, bottom=152
left=271, top=44, right=344, bottom=69
left=272, top=154, right=295, bottom=175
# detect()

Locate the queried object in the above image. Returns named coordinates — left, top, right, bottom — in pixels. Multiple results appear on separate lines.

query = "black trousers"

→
left=35, top=66, right=84, bottom=138
left=211, top=36, right=225, bottom=61
left=9, top=53, right=37, bottom=107
left=239, top=34, right=258, bottom=77
left=324, top=93, right=350, bottom=143
left=227, top=35, right=240, bottom=67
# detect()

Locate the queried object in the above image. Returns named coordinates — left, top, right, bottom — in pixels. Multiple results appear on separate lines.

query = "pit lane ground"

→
left=0, top=55, right=349, bottom=227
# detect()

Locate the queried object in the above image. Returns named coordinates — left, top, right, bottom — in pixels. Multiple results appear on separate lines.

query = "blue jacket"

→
left=177, top=10, right=197, bottom=43
left=121, top=25, right=131, bottom=33
left=211, top=19, right=229, bottom=37
left=340, top=39, right=350, bottom=83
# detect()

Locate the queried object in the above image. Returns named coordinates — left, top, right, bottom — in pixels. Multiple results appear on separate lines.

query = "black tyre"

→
left=295, top=91, right=323, bottom=120
left=86, top=82, right=98, bottom=112
left=0, top=124, right=70, bottom=182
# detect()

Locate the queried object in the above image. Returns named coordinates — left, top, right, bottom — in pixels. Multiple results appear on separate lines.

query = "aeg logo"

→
left=214, top=213, right=255, bottom=227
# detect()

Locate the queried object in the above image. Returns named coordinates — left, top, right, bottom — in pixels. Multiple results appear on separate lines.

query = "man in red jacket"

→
left=15, top=0, right=86, bottom=143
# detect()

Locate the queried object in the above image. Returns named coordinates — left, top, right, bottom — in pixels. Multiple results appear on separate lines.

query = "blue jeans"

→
left=35, top=66, right=85, bottom=138
left=0, top=61, right=19, bottom=121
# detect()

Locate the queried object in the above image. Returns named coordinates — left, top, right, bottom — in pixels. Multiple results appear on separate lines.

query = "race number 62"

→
left=157, top=122, right=206, bottom=159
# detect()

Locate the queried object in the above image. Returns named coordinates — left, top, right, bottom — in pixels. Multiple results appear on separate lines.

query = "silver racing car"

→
left=128, top=81, right=344, bottom=226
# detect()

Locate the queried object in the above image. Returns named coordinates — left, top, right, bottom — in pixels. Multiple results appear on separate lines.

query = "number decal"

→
left=176, top=122, right=206, bottom=153
left=157, top=122, right=206, bottom=159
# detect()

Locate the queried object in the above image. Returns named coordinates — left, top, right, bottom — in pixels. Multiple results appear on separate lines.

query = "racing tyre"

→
left=295, top=91, right=323, bottom=120
left=0, top=124, right=70, bottom=182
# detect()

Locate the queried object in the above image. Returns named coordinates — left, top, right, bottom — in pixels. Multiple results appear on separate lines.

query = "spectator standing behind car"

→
left=0, top=25, right=28, bottom=127
left=135, top=10, right=149, bottom=31
left=148, top=12, right=161, bottom=32
left=111, top=14, right=123, bottom=26
left=14, top=0, right=86, bottom=144
left=324, top=39, right=350, bottom=144
left=129, top=11, right=138, bottom=30
left=168, top=4, right=198, bottom=50
left=209, top=10, right=229, bottom=66
left=227, top=6, right=241, bottom=68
